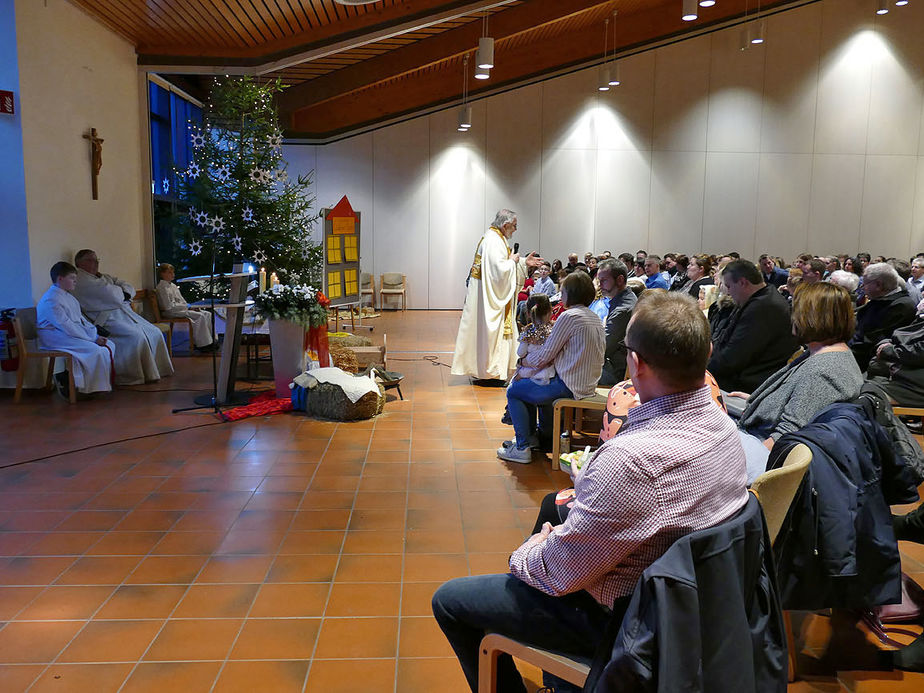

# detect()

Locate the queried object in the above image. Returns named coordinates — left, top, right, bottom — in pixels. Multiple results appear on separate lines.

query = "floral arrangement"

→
left=253, top=284, right=329, bottom=328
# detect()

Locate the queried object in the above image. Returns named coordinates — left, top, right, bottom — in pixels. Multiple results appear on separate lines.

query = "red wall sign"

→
left=0, top=90, right=14, bottom=115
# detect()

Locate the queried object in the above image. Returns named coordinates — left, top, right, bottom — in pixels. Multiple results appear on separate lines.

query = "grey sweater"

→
left=738, top=350, right=864, bottom=441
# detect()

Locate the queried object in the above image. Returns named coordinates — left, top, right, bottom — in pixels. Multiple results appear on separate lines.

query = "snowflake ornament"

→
left=187, top=162, right=201, bottom=178
left=194, top=210, right=210, bottom=227
left=268, top=132, right=283, bottom=150
left=249, top=168, right=264, bottom=183
left=275, top=169, right=288, bottom=182
left=162, top=178, right=170, bottom=194
left=242, top=206, right=253, bottom=222
left=190, top=240, right=203, bottom=256
left=190, top=132, right=206, bottom=148
left=214, top=164, right=231, bottom=182
left=253, top=249, right=267, bottom=264
left=232, top=235, right=242, bottom=252
left=210, top=216, right=225, bottom=233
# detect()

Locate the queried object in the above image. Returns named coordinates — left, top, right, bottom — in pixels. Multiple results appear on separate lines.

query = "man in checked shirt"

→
left=433, top=292, right=750, bottom=693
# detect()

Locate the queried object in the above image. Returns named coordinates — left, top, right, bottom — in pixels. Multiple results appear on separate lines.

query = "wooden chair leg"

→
left=45, top=357, right=55, bottom=390
left=167, top=324, right=174, bottom=357
left=66, top=358, right=76, bottom=404
left=14, top=360, right=26, bottom=403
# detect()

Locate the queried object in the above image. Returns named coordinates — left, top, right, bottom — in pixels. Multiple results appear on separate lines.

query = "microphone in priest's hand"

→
left=513, top=243, right=519, bottom=254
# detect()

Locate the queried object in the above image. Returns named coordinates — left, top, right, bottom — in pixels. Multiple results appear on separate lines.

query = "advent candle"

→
left=259, top=267, right=266, bottom=293
left=270, top=272, right=279, bottom=287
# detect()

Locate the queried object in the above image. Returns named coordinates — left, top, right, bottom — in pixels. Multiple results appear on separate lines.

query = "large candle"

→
left=270, top=272, right=279, bottom=288
left=259, top=267, right=267, bottom=293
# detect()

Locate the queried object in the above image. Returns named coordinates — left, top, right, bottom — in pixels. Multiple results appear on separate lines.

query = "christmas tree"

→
left=169, top=77, right=322, bottom=298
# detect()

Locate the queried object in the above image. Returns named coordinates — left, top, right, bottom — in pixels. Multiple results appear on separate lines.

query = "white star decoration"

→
left=162, top=178, right=170, bottom=193
left=190, top=132, right=205, bottom=148
left=210, top=216, right=225, bottom=233
left=253, top=249, right=267, bottom=264
left=249, top=168, right=264, bottom=182
left=190, top=240, right=203, bottom=256
left=242, top=207, right=253, bottom=222
left=215, top=164, right=231, bottom=181
left=232, top=235, right=242, bottom=252
left=194, top=210, right=210, bottom=227
left=268, top=133, right=283, bottom=149
left=187, top=162, right=201, bottom=178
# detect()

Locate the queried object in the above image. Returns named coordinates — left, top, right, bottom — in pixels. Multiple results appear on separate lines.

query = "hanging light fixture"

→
left=597, top=18, right=611, bottom=91
left=895, top=0, right=909, bottom=6
left=876, top=0, right=890, bottom=12
left=608, top=11, right=621, bottom=86
left=475, top=11, right=494, bottom=70
left=682, top=0, right=698, bottom=21
left=474, top=65, right=490, bottom=80
left=750, top=19, right=765, bottom=43
left=699, top=0, right=716, bottom=7
left=739, top=24, right=751, bottom=50
left=458, top=55, right=472, bottom=132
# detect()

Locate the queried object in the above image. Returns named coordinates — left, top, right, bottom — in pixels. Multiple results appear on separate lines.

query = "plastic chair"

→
left=13, top=307, right=76, bottom=404
left=360, top=272, right=376, bottom=310
left=379, top=273, right=407, bottom=311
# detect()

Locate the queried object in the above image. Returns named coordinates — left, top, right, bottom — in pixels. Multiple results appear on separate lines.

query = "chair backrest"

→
left=145, top=289, right=165, bottom=322
left=382, top=272, right=405, bottom=289
left=13, top=307, right=37, bottom=353
left=361, top=272, right=373, bottom=288
left=750, top=442, right=812, bottom=544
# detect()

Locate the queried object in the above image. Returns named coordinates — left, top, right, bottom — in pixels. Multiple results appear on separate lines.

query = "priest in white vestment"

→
left=451, top=210, right=543, bottom=381
left=155, top=263, right=216, bottom=350
left=36, top=262, right=115, bottom=394
left=72, top=249, right=174, bottom=385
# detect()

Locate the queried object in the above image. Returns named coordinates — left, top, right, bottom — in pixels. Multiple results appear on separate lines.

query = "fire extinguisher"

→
left=0, top=308, right=19, bottom=372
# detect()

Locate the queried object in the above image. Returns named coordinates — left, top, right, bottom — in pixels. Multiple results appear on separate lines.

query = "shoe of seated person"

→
left=497, top=444, right=532, bottom=464
left=54, top=371, right=70, bottom=401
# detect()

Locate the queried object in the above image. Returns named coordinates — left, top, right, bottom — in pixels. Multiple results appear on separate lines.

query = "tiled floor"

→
left=1, top=310, right=923, bottom=692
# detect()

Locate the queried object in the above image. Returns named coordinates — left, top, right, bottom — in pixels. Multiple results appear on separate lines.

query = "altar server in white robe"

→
left=451, top=209, right=544, bottom=382
left=72, top=249, right=174, bottom=385
left=36, top=262, right=115, bottom=394
left=155, top=263, right=216, bottom=350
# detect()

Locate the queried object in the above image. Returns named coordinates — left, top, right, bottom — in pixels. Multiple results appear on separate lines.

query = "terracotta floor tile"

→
left=314, top=459, right=364, bottom=475
left=213, top=660, right=308, bottom=693
left=144, top=618, right=242, bottom=661
left=265, top=555, right=338, bottom=583
left=406, top=490, right=457, bottom=509
left=249, top=583, right=330, bottom=617
left=120, top=662, right=222, bottom=693
left=468, top=552, right=514, bottom=576
left=0, top=557, right=75, bottom=586
left=396, top=657, right=470, bottom=693
left=335, top=554, right=403, bottom=582
left=325, top=582, right=401, bottom=617
left=348, top=509, right=406, bottom=531
left=406, top=508, right=462, bottom=531
left=150, top=531, right=226, bottom=556
left=230, top=510, right=295, bottom=533
left=126, top=555, right=207, bottom=584
left=30, top=663, right=133, bottom=692
left=278, top=530, right=345, bottom=555
left=0, top=532, right=42, bottom=556
left=95, top=584, right=187, bottom=619
left=197, top=555, right=274, bottom=584
left=0, top=621, right=84, bottom=663
left=170, top=510, right=239, bottom=532
left=362, top=463, right=410, bottom=477
left=0, top=664, right=44, bottom=691
left=216, top=529, right=286, bottom=555
left=406, top=528, right=467, bottom=554
left=314, top=617, right=398, bottom=658
left=401, top=582, right=442, bottom=617
left=358, top=475, right=408, bottom=492
left=353, top=491, right=408, bottom=510
left=290, top=509, right=352, bottom=531
left=81, top=492, right=148, bottom=511
left=84, top=532, right=164, bottom=556
left=341, top=529, right=405, bottom=554
left=114, top=510, right=184, bottom=532
left=0, top=586, right=43, bottom=620
left=299, top=491, right=355, bottom=509
left=22, top=532, right=104, bottom=557
left=54, top=511, right=127, bottom=532
left=398, top=616, right=457, bottom=657
left=305, top=659, right=395, bottom=693
left=461, top=507, right=520, bottom=529
left=172, top=583, right=260, bottom=618
left=407, top=475, right=458, bottom=492
left=244, top=491, right=304, bottom=510
left=58, top=620, right=162, bottom=663
left=53, top=556, right=140, bottom=586
left=229, top=618, right=321, bottom=659
left=403, top=554, right=469, bottom=582
left=15, top=585, right=114, bottom=621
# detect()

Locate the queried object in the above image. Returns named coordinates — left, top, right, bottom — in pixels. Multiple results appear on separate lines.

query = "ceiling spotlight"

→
left=474, top=65, right=490, bottom=80
left=598, top=67, right=611, bottom=91
left=682, top=0, right=698, bottom=21
left=699, top=0, right=716, bottom=6
left=739, top=25, right=751, bottom=50
left=608, top=63, right=621, bottom=86
left=750, top=20, right=765, bottom=44
left=895, top=0, right=909, bottom=5
left=476, top=37, right=494, bottom=69
left=457, top=105, right=472, bottom=132
left=877, top=0, right=889, bottom=12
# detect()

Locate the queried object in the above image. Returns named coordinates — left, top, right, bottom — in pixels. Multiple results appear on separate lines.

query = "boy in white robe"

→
left=72, top=249, right=174, bottom=385
left=155, top=263, right=216, bottom=350
left=451, top=209, right=543, bottom=382
left=36, top=261, right=115, bottom=397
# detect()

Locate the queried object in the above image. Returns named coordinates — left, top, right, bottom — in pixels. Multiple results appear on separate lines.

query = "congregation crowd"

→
left=439, top=210, right=924, bottom=692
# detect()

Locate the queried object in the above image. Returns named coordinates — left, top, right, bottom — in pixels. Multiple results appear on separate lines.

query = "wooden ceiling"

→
left=69, top=0, right=797, bottom=140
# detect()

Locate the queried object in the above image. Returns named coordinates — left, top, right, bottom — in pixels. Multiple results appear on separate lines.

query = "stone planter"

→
left=268, top=319, right=306, bottom=398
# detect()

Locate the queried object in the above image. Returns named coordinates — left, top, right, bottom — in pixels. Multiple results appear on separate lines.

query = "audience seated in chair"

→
left=595, top=259, right=636, bottom=387
left=72, top=249, right=173, bottom=385
left=433, top=291, right=749, bottom=693
left=849, top=262, right=917, bottom=371
left=707, top=259, right=798, bottom=393
left=731, top=282, right=863, bottom=483
left=867, top=312, right=924, bottom=407
left=36, top=261, right=114, bottom=398
left=155, top=263, right=217, bottom=352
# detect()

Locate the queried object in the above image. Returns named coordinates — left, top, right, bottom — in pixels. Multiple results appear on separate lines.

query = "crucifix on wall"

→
left=83, top=127, right=103, bottom=200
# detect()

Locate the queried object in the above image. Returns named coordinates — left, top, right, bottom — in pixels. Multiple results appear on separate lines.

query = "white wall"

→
left=288, top=0, right=924, bottom=309
left=16, top=0, right=148, bottom=303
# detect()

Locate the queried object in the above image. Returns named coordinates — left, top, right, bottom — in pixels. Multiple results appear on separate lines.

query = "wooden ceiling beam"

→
left=276, top=0, right=613, bottom=119
left=135, top=0, right=516, bottom=71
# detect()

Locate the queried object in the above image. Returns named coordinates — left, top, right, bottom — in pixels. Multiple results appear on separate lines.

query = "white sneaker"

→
left=497, top=444, right=532, bottom=464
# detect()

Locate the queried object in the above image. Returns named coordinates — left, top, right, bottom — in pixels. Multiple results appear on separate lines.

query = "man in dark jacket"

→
left=597, top=259, right=637, bottom=387
left=707, top=259, right=799, bottom=393
left=868, top=314, right=924, bottom=406
left=758, top=254, right=788, bottom=288
left=849, top=262, right=917, bottom=371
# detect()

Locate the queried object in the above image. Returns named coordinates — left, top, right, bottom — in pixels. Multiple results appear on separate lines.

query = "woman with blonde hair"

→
left=732, top=282, right=863, bottom=482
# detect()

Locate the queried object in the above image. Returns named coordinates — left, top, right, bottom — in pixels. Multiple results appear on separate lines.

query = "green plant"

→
left=253, top=284, right=330, bottom=328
